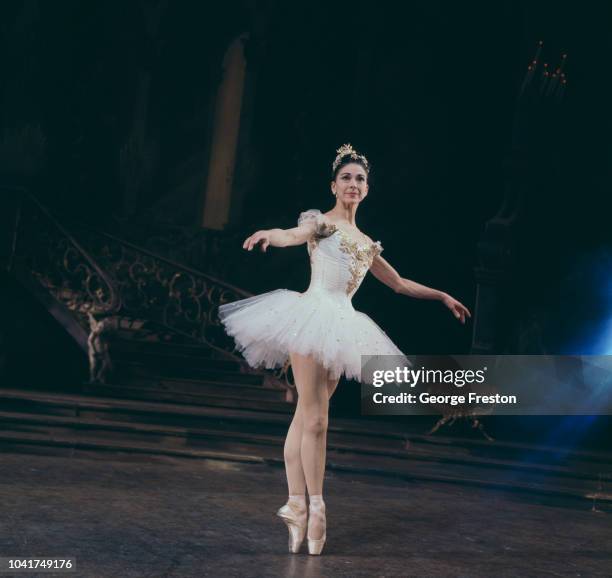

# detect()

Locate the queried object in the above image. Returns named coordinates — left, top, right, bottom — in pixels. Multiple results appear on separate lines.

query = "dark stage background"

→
left=1, top=6, right=612, bottom=575
left=1, top=0, right=611, bottom=398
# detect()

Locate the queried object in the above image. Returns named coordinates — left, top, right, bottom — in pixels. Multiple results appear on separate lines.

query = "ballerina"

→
left=218, top=143, right=470, bottom=555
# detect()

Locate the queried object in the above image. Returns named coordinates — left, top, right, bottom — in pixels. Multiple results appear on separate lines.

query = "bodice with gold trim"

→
left=299, top=210, right=383, bottom=301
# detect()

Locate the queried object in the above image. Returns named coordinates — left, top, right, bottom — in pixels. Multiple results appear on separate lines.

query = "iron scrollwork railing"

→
left=6, top=189, right=293, bottom=390
left=78, top=227, right=295, bottom=393
left=8, top=190, right=121, bottom=327
left=7, top=189, right=122, bottom=383
left=76, top=227, right=254, bottom=358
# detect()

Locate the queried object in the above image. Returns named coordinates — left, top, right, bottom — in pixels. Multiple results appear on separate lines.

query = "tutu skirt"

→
left=218, top=287, right=405, bottom=384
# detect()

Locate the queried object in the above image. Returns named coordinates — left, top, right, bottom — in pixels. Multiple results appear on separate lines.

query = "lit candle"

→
left=547, top=53, right=567, bottom=97
left=519, top=41, right=544, bottom=98
left=540, top=63, right=549, bottom=95
left=555, top=76, right=567, bottom=101
left=546, top=71, right=559, bottom=97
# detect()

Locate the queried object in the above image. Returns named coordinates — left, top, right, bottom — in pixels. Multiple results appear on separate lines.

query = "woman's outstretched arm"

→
left=369, top=255, right=471, bottom=324
left=243, top=222, right=315, bottom=251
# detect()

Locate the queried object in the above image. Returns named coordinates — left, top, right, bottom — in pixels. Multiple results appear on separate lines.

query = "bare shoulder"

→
left=323, top=214, right=374, bottom=243
left=351, top=225, right=375, bottom=245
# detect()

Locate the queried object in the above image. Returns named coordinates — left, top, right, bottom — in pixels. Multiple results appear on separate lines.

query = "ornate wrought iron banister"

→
left=76, top=225, right=297, bottom=393
left=7, top=188, right=121, bottom=348
left=5, top=189, right=292, bottom=393
left=72, top=223, right=254, bottom=359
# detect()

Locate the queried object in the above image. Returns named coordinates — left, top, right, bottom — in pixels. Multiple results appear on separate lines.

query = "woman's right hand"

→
left=243, top=230, right=272, bottom=252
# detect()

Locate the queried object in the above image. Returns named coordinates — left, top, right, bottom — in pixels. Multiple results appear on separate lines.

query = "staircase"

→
left=2, top=188, right=612, bottom=508
left=84, top=338, right=293, bottom=412
left=1, top=386, right=611, bottom=506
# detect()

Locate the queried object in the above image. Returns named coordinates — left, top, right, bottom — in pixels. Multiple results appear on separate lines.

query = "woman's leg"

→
left=283, top=368, right=340, bottom=496
left=326, top=375, right=340, bottom=399
left=287, top=352, right=336, bottom=494
left=287, top=352, right=342, bottom=545
left=283, top=405, right=306, bottom=495
left=280, top=362, right=339, bottom=552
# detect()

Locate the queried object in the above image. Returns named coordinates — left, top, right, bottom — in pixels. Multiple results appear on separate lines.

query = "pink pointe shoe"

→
left=276, top=501, right=307, bottom=553
left=307, top=495, right=326, bottom=555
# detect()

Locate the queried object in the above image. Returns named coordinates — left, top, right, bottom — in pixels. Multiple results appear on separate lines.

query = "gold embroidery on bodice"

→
left=335, top=228, right=380, bottom=294
left=308, top=222, right=382, bottom=295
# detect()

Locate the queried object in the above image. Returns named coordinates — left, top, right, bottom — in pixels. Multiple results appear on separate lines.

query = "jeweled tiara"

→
left=332, top=143, right=369, bottom=172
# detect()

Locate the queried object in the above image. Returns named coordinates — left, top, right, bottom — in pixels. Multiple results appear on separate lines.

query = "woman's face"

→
left=331, top=163, right=369, bottom=204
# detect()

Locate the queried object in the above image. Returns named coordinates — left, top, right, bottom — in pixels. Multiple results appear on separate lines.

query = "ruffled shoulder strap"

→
left=372, top=240, right=384, bottom=257
left=297, top=208, right=322, bottom=227
left=297, top=209, right=337, bottom=239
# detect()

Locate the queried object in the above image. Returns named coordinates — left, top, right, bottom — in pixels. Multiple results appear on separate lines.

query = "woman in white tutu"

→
left=218, top=143, right=470, bottom=555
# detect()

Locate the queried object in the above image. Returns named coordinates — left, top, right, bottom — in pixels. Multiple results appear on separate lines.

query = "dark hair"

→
left=331, top=155, right=371, bottom=181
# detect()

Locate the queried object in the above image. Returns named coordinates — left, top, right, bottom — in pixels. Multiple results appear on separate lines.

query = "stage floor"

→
left=0, top=448, right=610, bottom=577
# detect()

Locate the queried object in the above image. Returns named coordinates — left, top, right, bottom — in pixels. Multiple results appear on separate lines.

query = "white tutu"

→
left=218, top=287, right=404, bottom=383
left=218, top=209, right=406, bottom=384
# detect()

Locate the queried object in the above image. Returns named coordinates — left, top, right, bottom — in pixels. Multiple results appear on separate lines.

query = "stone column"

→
left=201, top=34, right=249, bottom=230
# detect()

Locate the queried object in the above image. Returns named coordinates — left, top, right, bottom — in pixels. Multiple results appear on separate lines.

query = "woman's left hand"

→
left=441, top=294, right=471, bottom=324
